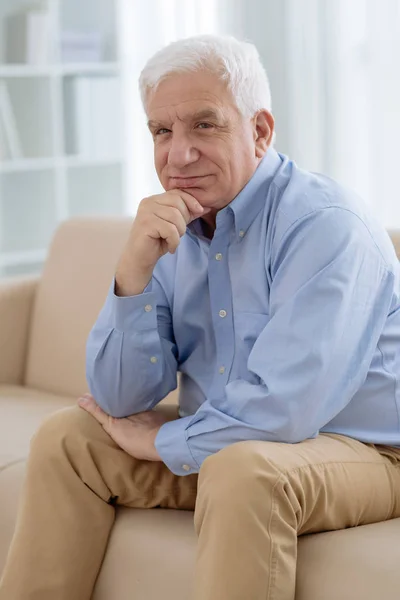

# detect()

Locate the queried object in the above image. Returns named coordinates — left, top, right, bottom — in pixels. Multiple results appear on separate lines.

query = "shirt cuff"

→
left=155, top=416, right=199, bottom=476
left=105, top=278, right=157, bottom=332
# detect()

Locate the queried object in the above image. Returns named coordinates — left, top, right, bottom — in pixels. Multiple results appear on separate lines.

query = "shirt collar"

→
left=187, top=147, right=283, bottom=241
left=224, top=147, right=283, bottom=239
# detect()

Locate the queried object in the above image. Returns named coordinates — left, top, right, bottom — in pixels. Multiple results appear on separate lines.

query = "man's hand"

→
left=78, top=393, right=169, bottom=461
left=115, top=190, right=210, bottom=297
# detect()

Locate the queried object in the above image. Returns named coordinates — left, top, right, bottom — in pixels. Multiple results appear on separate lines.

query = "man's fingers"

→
left=173, top=190, right=206, bottom=220
left=153, top=205, right=187, bottom=237
left=176, top=191, right=212, bottom=222
left=78, top=395, right=109, bottom=428
left=148, top=216, right=181, bottom=254
left=157, top=190, right=207, bottom=224
left=165, top=230, right=181, bottom=254
left=159, top=193, right=192, bottom=224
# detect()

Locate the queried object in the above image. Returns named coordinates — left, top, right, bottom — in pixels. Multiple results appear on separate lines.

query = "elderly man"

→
left=1, top=34, right=400, bottom=600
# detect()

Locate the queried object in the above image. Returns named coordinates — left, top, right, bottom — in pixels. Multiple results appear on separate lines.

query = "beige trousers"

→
left=1, top=404, right=400, bottom=600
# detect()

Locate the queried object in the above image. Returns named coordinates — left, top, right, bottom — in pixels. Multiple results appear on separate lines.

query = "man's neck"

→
left=200, top=210, right=217, bottom=239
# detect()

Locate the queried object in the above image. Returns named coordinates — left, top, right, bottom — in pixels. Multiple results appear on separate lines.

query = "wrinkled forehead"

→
left=145, top=70, right=237, bottom=121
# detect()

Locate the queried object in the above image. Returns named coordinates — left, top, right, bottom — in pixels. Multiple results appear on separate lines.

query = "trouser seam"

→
left=268, top=473, right=289, bottom=600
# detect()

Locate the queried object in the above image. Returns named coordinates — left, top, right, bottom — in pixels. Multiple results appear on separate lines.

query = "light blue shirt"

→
left=86, top=148, right=400, bottom=476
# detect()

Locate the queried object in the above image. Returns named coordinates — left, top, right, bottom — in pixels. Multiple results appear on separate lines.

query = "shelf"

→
left=0, top=65, right=53, bottom=78
left=0, top=0, right=125, bottom=278
left=60, top=62, right=121, bottom=76
left=65, top=156, right=123, bottom=168
left=0, top=248, right=47, bottom=268
left=0, top=156, right=123, bottom=173
left=0, top=62, right=121, bottom=78
left=0, top=157, right=56, bottom=173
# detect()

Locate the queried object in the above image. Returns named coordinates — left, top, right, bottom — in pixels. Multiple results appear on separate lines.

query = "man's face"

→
left=146, top=70, right=271, bottom=210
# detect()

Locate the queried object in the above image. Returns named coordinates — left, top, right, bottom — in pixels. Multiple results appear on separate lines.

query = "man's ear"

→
left=254, top=110, right=275, bottom=158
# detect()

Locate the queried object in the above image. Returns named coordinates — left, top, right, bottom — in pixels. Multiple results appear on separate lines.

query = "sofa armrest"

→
left=0, top=276, right=40, bottom=385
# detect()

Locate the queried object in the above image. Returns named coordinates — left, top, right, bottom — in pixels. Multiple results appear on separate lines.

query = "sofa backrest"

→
left=388, top=230, right=400, bottom=259
left=25, top=217, right=132, bottom=397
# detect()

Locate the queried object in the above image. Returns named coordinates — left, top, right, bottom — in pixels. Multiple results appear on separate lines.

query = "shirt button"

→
left=144, top=304, right=152, bottom=312
left=239, top=229, right=245, bottom=238
left=219, top=309, right=227, bottom=318
left=219, top=366, right=225, bottom=374
left=150, top=356, right=158, bottom=364
left=182, top=464, right=191, bottom=472
left=215, top=253, right=223, bottom=261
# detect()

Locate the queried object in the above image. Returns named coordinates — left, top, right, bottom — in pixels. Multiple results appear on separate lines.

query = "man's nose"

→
left=167, top=133, right=200, bottom=169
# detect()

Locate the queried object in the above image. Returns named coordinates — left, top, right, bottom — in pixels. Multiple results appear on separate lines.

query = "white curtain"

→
left=323, top=0, right=400, bottom=228
left=268, top=0, right=400, bottom=228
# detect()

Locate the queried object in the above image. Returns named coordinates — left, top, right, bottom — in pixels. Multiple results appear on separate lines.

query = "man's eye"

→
left=155, top=128, right=171, bottom=135
left=196, top=122, right=213, bottom=129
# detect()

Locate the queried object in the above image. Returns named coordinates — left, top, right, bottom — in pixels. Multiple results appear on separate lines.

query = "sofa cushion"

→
left=93, top=507, right=197, bottom=600
left=296, top=518, right=400, bottom=599
left=93, top=507, right=400, bottom=600
left=0, top=385, right=75, bottom=469
left=25, top=217, right=132, bottom=398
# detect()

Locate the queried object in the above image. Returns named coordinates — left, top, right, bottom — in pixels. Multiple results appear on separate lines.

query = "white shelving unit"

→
left=0, top=0, right=127, bottom=277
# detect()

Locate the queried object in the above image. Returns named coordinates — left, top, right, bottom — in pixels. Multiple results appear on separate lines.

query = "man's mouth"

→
left=169, top=175, right=209, bottom=188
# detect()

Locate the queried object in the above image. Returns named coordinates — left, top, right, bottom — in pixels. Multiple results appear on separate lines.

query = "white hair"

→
left=139, top=34, right=273, bottom=119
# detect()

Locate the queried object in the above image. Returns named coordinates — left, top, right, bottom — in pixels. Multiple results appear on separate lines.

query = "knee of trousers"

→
left=29, top=405, right=104, bottom=463
left=196, top=441, right=285, bottom=508
left=194, top=441, right=302, bottom=535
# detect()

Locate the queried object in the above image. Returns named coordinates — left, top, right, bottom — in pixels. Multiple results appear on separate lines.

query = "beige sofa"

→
left=1, top=217, right=400, bottom=600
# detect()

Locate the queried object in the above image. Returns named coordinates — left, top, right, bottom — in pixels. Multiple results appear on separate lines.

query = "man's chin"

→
left=164, top=184, right=219, bottom=208
left=177, top=187, right=210, bottom=204
left=182, top=188, right=218, bottom=204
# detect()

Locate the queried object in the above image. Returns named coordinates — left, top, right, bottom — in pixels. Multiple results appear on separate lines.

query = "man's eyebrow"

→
left=147, top=119, right=169, bottom=130
left=147, top=109, right=222, bottom=130
left=190, top=109, right=221, bottom=121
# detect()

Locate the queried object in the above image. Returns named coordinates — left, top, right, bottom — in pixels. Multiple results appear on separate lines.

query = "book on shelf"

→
left=0, top=82, right=23, bottom=161
left=64, top=76, right=122, bottom=160
left=61, top=31, right=104, bottom=63
left=64, top=77, right=93, bottom=157
left=6, top=4, right=51, bottom=65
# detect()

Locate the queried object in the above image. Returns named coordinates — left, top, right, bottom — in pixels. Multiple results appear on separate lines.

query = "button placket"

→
left=207, top=233, right=234, bottom=392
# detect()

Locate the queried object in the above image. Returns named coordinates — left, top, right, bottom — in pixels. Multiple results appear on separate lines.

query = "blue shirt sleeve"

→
left=86, top=276, right=178, bottom=417
left=156, top=207, right=394, bottom=475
